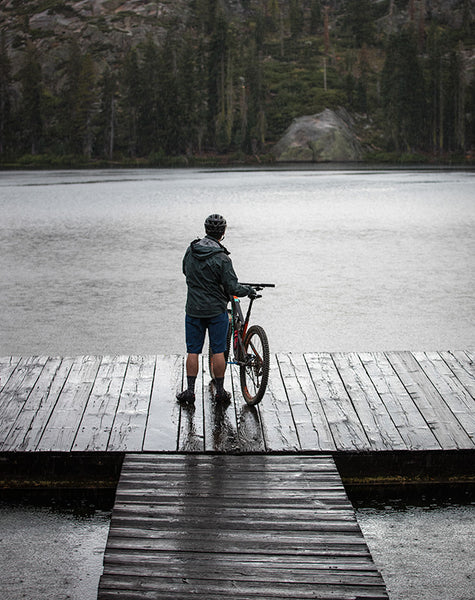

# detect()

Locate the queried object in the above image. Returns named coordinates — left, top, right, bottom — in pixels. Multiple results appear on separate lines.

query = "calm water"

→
left=1, top=167, right=474, bottom=600
left=1, top=167, right=474, bottom=354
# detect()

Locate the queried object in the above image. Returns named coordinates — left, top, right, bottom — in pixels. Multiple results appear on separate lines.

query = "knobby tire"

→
left=240, top=324, right=270, bottom=405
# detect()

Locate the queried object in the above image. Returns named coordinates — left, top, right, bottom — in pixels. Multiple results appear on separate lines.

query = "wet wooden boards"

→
left=0, top=351, right=473, bottom=453
left=98, top=453, right=388, bottom=600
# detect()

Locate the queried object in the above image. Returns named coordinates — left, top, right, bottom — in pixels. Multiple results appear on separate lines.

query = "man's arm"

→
left=221, top=256, right=254, bottom=298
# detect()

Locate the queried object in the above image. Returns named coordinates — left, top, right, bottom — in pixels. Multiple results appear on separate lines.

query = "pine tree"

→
left=381, top=30, right=427, bottom=151
left=0, top=32, right=13, bottom=154
left=309, top=0, right=322, bottom=35
left=207, top=1, right=230, bottom=149
left=289, top=0, right=304, bottom=39
left=119, top=48, right=140, bottom=157
left=75, top=53, right=97, bottom=157
left=19, top=43, right=43, bottom=154
left=344, top=0, right=375, bottom=48
left=137, top=38, right=162, bottom=156
left=97, top=68, right=117, bottom=159
left=61, top=42, right=84, bottom=154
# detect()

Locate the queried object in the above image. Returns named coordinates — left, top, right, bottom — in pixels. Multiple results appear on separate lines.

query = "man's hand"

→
left=247, top=287, right=258, bottom=298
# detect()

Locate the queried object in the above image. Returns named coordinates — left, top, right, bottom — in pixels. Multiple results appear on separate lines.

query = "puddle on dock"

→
left=0, top=491, right=473, bottom=600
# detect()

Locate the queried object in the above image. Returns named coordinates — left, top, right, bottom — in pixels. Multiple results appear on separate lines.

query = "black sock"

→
left=215, top=377, right=224, bottom=393
left=187, top=375, right=196, bottom=393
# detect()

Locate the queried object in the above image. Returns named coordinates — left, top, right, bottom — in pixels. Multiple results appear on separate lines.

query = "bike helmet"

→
left=205, top=214, right=227, bottom=239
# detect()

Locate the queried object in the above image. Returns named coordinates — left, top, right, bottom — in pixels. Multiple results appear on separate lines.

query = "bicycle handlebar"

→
left=241, top=283, right=275, bottom=288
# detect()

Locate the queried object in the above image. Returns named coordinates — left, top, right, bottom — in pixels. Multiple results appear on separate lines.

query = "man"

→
left=177, top=214, right=255, bottom=404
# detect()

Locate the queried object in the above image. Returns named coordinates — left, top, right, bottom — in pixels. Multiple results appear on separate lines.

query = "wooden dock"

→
left=0, top=351, right=473, bottom=454
left=98, top=453, right=388, bottom=600
left=1, top=350, right=473, bottom=600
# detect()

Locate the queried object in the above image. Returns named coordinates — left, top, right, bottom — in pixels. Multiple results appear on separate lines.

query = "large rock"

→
left=272, top=108, right=363, bottom=163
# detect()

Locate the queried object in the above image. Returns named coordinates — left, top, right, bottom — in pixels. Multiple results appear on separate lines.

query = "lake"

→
left=1, top=167, right=474, bottom=354
left=0, top=167, right=474, bottom=600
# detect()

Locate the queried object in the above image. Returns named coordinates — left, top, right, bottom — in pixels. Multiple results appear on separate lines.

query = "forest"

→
left=0, top=0, right=474, bottom=166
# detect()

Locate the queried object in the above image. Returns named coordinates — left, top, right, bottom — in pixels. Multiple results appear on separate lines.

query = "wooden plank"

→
left=36, top=355, right=102, bottom=451
left=0, top=356, right=22, bottom=393
left=229, top=363, right=266, bottom=452
left=386, top=351, right=474, bottom=450
left=99, top=454, right=388, bottom=600
left=177, top=356, right=204, bottom=452
left=2, top=357, right=73, bottom=452
left=440, top=351, right=475, bottom=400
left=143, top=355, right=182, bottom=452
left=304, top=353, right=371, bottom=452
left=72, top=356, right=130, bottom=452
left=256, top=355, right=300, bottom=452
left=203, top=355, right=240, bottom=452
left=332, top=353, right=406, bottom=451
left=412, top=351, right=475, bottom=444
left=108, top=355, right=155, bottom=452
left=358, top=352, right=440, bottom=450
left=277, top=353, right=335, bottom=451
left=0, top=356, right=49, bottom=446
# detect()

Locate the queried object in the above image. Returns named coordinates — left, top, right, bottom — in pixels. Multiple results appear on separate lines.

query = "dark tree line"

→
left=0, top=0, right=473, bottom=162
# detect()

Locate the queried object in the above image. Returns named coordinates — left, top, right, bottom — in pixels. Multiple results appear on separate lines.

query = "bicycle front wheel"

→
left=240, top=325, right=270, bottom=405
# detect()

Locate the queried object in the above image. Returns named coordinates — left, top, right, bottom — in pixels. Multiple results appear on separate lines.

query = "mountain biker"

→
left=177, top=214, right=256, bottom=404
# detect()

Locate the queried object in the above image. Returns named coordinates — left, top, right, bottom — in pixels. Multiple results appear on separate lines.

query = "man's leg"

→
left=211, top=351, right=229, bottom=399
left=208, top=312, right=230, bottom=400
left=177, top=316, right=206, bottom=403
left=186, top=353, right=199, bottom=392
left=211, top=352, right=226, bottom=378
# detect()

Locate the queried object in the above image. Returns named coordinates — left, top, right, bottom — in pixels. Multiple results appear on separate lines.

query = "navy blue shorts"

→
left=185, top=312, right=229, bottom=355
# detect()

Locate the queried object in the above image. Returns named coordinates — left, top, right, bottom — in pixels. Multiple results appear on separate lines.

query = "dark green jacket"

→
left=183, top=236, right=251, bottom=318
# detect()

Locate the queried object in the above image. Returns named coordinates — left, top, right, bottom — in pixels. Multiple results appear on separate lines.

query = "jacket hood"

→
left=190, top=236, right=230, bottom=261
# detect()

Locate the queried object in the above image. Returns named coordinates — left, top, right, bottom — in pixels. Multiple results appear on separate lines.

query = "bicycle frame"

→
left=228, top=295, right=255, bottom=365
left=228, top=283, right=274, bottom=365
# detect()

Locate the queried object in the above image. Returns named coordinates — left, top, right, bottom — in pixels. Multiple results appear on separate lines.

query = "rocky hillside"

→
left=0, top=0, right=473, bottom=164
left=1, top=0, right=472, bottom=77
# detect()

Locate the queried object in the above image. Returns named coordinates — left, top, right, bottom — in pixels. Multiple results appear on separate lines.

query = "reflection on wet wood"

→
left=99, top=454, right=389, bottom=600
left=0, top=351, right=473, bottom=453
left=108, top=356, right=155, bottom=452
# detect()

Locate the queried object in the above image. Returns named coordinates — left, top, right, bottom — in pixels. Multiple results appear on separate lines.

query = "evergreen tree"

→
left=344, top=0, right=375, bottom=47
left=446, top=46, right=466, bottom=152
left=289, top=0, right=304, bottom=39
left=97, top=68, right=117, bottom=159
left=381, top=30, right=427, bottom=151
left=426, top=25, right=446, bottom=153
left=136, top=38, right=162, bottom=155
left=60, top=42, right=84, bottom=154
left=158, top=35, right=181, bottom=155
left=119, top=48, right=141, bottom=157
left=177, top=33, right=205, bottom=154
left=75, top=53, right=97, bottom=157
left=309, top=0, right=322, bottom=35
left=207, top=1, right=229, bottom=149
left=0, top=33, right=12, bottom=154
left=19, top=43, right=43, bottom=154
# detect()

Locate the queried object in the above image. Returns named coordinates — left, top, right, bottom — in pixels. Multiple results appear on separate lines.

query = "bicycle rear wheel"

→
left=240, top=325, right=270, bottom=405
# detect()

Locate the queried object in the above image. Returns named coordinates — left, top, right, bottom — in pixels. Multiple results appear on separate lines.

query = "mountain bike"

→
left=209, top=283, right=275, bottom=406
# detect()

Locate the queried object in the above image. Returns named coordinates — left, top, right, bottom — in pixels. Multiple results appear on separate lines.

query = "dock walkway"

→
left=0, top=351, right=473, bottom=454
left=98, top=453, right=388, bottom=600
